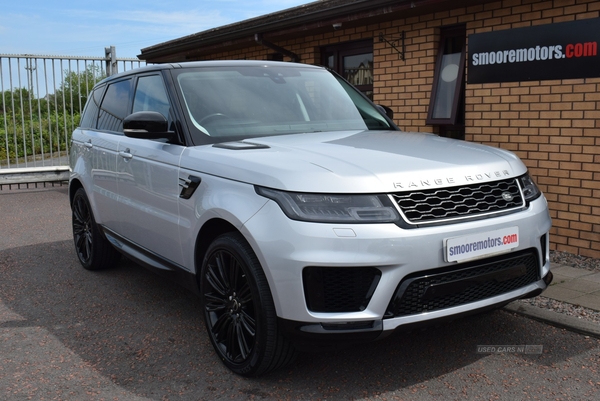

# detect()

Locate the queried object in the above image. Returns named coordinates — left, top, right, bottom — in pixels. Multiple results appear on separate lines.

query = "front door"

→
left=115, top=74, right=186, bottom=267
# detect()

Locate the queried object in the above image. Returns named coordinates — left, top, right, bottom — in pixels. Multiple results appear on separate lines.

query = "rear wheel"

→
left=71, top=188, right=120, bottom=270
left=200, top=232, right=297, bottom=376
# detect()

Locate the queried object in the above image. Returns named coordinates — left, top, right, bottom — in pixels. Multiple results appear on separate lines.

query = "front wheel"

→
left=200, top=232, right=297, bottom=376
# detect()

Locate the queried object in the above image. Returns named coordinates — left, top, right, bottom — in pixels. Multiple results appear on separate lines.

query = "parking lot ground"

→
left=1, top=186, right=599, bottom=400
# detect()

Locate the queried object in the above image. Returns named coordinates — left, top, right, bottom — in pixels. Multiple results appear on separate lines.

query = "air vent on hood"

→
left=212, top=141, right=270, bottom=150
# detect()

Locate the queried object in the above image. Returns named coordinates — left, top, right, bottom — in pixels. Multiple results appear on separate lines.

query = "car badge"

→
left=502, top=192, right=514, bottom=201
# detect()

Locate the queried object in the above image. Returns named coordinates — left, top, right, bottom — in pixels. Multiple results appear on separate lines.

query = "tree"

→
left=53, top=65, right=105, bottom=115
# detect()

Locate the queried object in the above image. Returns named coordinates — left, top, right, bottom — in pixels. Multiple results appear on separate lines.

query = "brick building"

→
left=138, top=0, right=600, bottom=258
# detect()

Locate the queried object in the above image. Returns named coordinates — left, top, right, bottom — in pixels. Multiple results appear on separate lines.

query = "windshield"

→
left=173, top=65, right=395, bottom=144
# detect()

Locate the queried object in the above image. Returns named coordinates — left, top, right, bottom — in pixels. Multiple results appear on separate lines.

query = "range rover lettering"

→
left=69, top=61, right=552, bottom=376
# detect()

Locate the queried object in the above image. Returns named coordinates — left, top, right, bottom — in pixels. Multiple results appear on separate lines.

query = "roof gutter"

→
left=138, top=0, right=459, bottom=61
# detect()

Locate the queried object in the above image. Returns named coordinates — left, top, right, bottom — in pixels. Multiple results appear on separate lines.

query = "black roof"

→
left=96, top=60, right=324, bottom=85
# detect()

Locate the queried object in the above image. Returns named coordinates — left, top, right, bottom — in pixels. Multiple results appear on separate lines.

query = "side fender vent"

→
left=179, top=175, right=202, bottom=199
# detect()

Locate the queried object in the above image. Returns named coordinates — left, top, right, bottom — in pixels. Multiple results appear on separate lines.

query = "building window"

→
left=427, top=26, right=466, bottom=136
left=322, top=40, right=373, bottom=100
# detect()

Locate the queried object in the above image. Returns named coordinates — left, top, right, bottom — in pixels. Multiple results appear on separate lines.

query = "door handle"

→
left=84, top=140, right=93, bottom=149
left=119, top=148, right=133, bottom=160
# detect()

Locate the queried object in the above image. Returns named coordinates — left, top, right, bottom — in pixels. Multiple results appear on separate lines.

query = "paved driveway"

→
left=1, top=186, right=599, bottom=400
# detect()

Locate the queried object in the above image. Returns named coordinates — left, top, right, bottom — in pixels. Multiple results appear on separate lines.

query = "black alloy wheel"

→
left=200, top=232, right=296, bottom=376
left=71, top=188, right=120, bottom=270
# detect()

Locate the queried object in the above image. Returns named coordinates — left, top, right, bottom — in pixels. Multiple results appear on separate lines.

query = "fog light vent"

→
left=303, top=267, right=381, bottom=312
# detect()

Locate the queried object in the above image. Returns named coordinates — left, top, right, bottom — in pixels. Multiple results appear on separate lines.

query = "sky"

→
left=0, top=0, right=314, bottom=59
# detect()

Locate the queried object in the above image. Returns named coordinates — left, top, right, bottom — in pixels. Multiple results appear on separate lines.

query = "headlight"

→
left=518, top=174, right=541, bottom=202
left=256, top=187, right=400, bottom=223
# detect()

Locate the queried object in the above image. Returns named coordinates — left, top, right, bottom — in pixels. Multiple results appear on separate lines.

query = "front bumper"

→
left=242, top=194, right=552, bottom=339
left=279, top=270, right=552, bottom=350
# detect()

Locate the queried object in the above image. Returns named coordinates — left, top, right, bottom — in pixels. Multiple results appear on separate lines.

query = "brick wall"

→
left=462, top=0, right=600, bottom=258
left=191, top=0, right=600, bottom=257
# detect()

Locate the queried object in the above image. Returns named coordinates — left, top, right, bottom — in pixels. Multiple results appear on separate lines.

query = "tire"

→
left=71, top=188, right=121, bottom=270
left=200, top=232, right=297, bottom=376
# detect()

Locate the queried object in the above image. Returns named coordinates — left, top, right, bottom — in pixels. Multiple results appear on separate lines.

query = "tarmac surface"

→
left=1, top=184, right=599, bottom=400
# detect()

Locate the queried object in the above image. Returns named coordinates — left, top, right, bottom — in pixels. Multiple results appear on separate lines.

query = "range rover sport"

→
left=69, top=61, right=552, bottom=376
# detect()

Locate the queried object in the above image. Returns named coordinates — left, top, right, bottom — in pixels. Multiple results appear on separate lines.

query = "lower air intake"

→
left=385, top=251, right=539, bottom=317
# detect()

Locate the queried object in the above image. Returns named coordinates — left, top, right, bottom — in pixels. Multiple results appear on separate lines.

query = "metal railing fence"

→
left=0, top=48, right=144, bottom=185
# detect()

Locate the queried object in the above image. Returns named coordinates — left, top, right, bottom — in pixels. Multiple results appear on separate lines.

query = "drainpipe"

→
left=254, top=34, right=301, bottom=62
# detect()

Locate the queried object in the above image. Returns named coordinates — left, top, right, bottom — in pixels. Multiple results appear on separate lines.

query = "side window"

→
left=97, top=79, right=131, bottom=132
left=133, top=75, right=171, bottom=119
left=79, top=84, right=105, bottom=129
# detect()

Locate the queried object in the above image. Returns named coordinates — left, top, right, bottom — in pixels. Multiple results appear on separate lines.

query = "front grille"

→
left=385, top=251, right=539, bottom=318
left=303, top=267, right=381, bottom=313
left=392, top=178, right=524, bottom=225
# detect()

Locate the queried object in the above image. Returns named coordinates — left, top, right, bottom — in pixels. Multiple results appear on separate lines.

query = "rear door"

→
left=83, top=79, right=131, bottom=231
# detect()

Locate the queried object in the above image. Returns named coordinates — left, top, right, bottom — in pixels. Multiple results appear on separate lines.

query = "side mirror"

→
left=123, top=111, right=177, bottom=142
left=376, top=105, right=394, bottom=120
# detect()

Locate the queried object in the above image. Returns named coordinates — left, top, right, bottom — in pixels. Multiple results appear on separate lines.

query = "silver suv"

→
left=69, top=61, right=552, bottom=376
